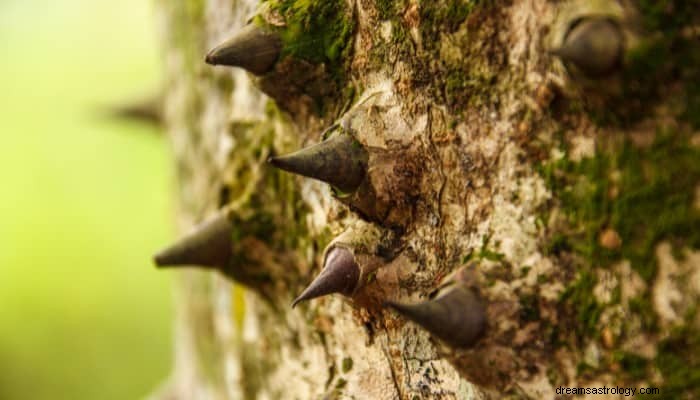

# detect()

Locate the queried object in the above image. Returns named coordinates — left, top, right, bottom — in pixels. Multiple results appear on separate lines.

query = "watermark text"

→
left=555, top=385, right=660, bottom=397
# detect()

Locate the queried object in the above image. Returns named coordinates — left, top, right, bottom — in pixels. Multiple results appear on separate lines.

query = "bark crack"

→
left=381, top=336, right=404, bottom=400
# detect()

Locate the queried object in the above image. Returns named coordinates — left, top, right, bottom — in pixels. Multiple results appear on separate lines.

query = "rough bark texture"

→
left=153, top=0, right=700, bottom=399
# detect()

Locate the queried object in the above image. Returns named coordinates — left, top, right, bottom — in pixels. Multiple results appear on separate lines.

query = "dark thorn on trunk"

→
left=153, top=213, right=233, bottom=268
left=269, top=134, right=368, bottom=194
left=292, top=247, right=360, bottom=308
left=385, top=286, right=486, bottom=348
left=205, top=24, right=282, bottom=76
left=552, top=17, right=623, bottom=78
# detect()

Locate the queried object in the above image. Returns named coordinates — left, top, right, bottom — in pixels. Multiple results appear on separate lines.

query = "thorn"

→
left=269, top=134, right=368, bottom=193
left=386, top=286, right=486, bottom=348
left=103, top=92, right=163, bottom=126
left=205, top=24, right=282, bottom=75
left=292, top=247, right=360, bottom=307
left=153, top=213, right=233, bottom=268
left=552, top=17, right=623, bottom=77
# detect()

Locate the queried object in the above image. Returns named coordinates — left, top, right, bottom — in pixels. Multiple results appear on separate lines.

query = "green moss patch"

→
left=612, top=351, right=649, bottom=381
left=610, top=313, right=700, bottom=400
left=374, top=0, right=397, bottom=20
left=542, top=124, right=699, bottom=393
left=462, top=234, right=506, bottom=263
left=341, top=357, right=353, bottom=373
left=655, top=321, right=700, bottom=399
left=419, top=0, right=480, bottom=44
left=252, top=0, right=356, bottom=117
left=423, top=1, right=501, bottom=110
left=542, top=127, right=700, bottom=340
left=259, top=0, right=355, bottom=66
left=559, top=269, right=600, bottom=338
left=542, top=128, right=700, bottom=280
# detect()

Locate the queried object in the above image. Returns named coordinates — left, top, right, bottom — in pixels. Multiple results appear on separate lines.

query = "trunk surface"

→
left=153, top=0, right=700, bottom=399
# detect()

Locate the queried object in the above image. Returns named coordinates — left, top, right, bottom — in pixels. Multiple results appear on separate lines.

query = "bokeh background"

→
left=0, top=0, right=174, bottom=398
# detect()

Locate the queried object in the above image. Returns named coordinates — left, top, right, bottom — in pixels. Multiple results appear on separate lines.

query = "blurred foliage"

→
left=0, top=0, right=174, bottom=399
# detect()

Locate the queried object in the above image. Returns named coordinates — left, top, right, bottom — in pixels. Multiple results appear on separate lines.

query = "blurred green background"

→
left=0, top=0, right=174, bottom=398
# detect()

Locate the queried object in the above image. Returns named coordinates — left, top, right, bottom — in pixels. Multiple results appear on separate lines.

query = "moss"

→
left=627, top=296, right=657, bottom=332
left=559, top=269, right=600, bottom=338
left=546, top=365, right=565, bottom=387
left=419, top=0, right=478, bottom=44
left=519, top=292, right=540, bottom=322
left=445, top=68, right=496, bottom=109
left=252, top=1, right=357, bottom=118
left=612, top=351, right=649, bottom=381
left=341, top=357, right=353, bottom=373
left=220, top=119, right=311, bottom=286
left=335, top=378, right=347, bottom=389
left=520, top=265, right=531, bottom=276
left=266, top=167, right=311, bottom=250
left=416, top=0, right=501, bottom=110
left=341, top=84, right=358, bottom=110
left=545, top=233, right=572, bottom=255
left=576, top=361, right=596, bottom=376
left=544, top=128, right=700, bottom=340
left=462, top=234, right=505, bottom=263
left=365, top=270, right=377, bottom=284
left=542, top=128, right=700, bottom=281
left=230, top=212, right=278, bottom=245
left=226, top=120, right=309, bottom=248
left=261, top=0, right=355, bottom=66
left=387, top=19, right=417, bottom=62
left=655, top=321, right=700, bottom=399
left=636, top=0, right=696, bottom=32
left=375, top=0, right=397, bottom=20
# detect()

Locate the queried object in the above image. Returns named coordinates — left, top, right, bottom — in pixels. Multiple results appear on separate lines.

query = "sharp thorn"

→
left=269, top=133, right=368, bottom=194
left=292, top=247, right=360, bottom=307
left=205, top=24, right=282, bottom=75
left=153, top=213, right=233, bottom=268
left=386, top=286, right=486, bottom=348
left=554, top=17, right=623, bottom=77
left=103, top=92, right=163, bottom=126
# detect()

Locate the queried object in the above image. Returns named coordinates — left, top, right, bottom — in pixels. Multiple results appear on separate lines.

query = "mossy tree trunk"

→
left=153, top=0, right=700, bottom=398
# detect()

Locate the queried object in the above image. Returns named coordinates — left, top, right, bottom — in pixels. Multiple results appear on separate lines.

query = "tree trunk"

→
left=152, top=0, right=700, bottom=398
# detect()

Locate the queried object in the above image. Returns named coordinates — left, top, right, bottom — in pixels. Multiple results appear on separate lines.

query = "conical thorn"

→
left=205, top=24, right=282, bottom=75
left=552, top=17, right=623, bottom=77
left=269, top=134, right=368, bottom=194
left=386, top=286, right=486, bottom=348
left=154, top=213, right=233, bottom=268
left=107, top=93, right=163, bottom=125
left=292, top=247, right=360, bottom=307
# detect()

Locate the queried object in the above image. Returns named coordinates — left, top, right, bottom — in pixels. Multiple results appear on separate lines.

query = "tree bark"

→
left=152, top=0, right=700, bottom=399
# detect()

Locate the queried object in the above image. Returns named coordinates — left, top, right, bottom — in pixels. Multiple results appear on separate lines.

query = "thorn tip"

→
left=153, top=213, right=233, bottom=269
left=292, top=247, right=360, bottom=307
left=204, top=25, right=281, bottom=75
left=555, top=17, right=623, bottom=77
left=269, top=134, right=368, bottom=193
left=387, top=286, right=486, bottom=348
